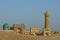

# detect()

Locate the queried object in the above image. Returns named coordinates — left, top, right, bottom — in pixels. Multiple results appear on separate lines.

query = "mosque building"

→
left=3, top=23, right=9, bottom=30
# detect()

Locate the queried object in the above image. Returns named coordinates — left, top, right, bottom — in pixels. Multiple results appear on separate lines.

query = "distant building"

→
left=10, top=26, right=14, bottom=30
left=3, top=23, right=9, bottom=30
left=30, top=28, right=39, bottom=35
left=13, top=24, right=25, bottom=33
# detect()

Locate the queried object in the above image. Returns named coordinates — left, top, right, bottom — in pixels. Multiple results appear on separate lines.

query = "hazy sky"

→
left=0, top=0, right=60, bottom=31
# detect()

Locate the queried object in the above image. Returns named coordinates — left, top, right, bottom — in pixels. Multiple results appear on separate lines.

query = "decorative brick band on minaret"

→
left=45, top=11, right=50, bottom=29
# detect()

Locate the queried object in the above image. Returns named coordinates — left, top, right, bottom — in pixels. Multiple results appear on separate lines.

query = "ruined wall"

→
left=30, top=28, right=39, bottom=35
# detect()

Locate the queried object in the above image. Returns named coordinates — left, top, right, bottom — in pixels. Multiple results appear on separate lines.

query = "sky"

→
left=0, top=0, right=60, bottom=31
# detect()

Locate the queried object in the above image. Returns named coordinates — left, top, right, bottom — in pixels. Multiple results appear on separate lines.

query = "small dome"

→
left=3, top=23, right=9, bottom=29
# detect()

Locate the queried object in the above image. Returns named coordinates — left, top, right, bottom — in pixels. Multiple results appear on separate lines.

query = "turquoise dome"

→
left=3, top=23, right=9, bottom=29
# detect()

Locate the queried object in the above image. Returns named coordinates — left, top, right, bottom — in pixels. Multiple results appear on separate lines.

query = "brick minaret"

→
left=43, top=11, right=51, bottom=36
left=45, top=11, right=50, bottom=29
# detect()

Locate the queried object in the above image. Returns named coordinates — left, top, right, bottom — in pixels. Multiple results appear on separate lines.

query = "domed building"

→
left=3, top=23, right=9, bottom=30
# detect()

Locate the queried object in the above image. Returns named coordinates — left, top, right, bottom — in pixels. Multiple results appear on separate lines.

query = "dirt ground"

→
left=0, top=30, right=60, bottom=40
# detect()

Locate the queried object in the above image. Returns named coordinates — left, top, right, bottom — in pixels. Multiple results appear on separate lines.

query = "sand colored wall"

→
left=23, top=30, right=30, bottom=35
left=30, top=28, right=39, bottom=35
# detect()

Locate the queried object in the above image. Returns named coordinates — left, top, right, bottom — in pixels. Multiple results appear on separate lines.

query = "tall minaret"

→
left=45, top=11, right=50, bottom=29
left=43, top=10, right=51, bottom=36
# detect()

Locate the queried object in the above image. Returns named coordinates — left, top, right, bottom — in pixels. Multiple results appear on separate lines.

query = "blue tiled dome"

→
left=3, top=23, right=9, bottom=29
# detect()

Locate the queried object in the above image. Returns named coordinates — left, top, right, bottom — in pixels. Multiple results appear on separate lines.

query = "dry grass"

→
left=0, top=30, right=60, bottom=40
